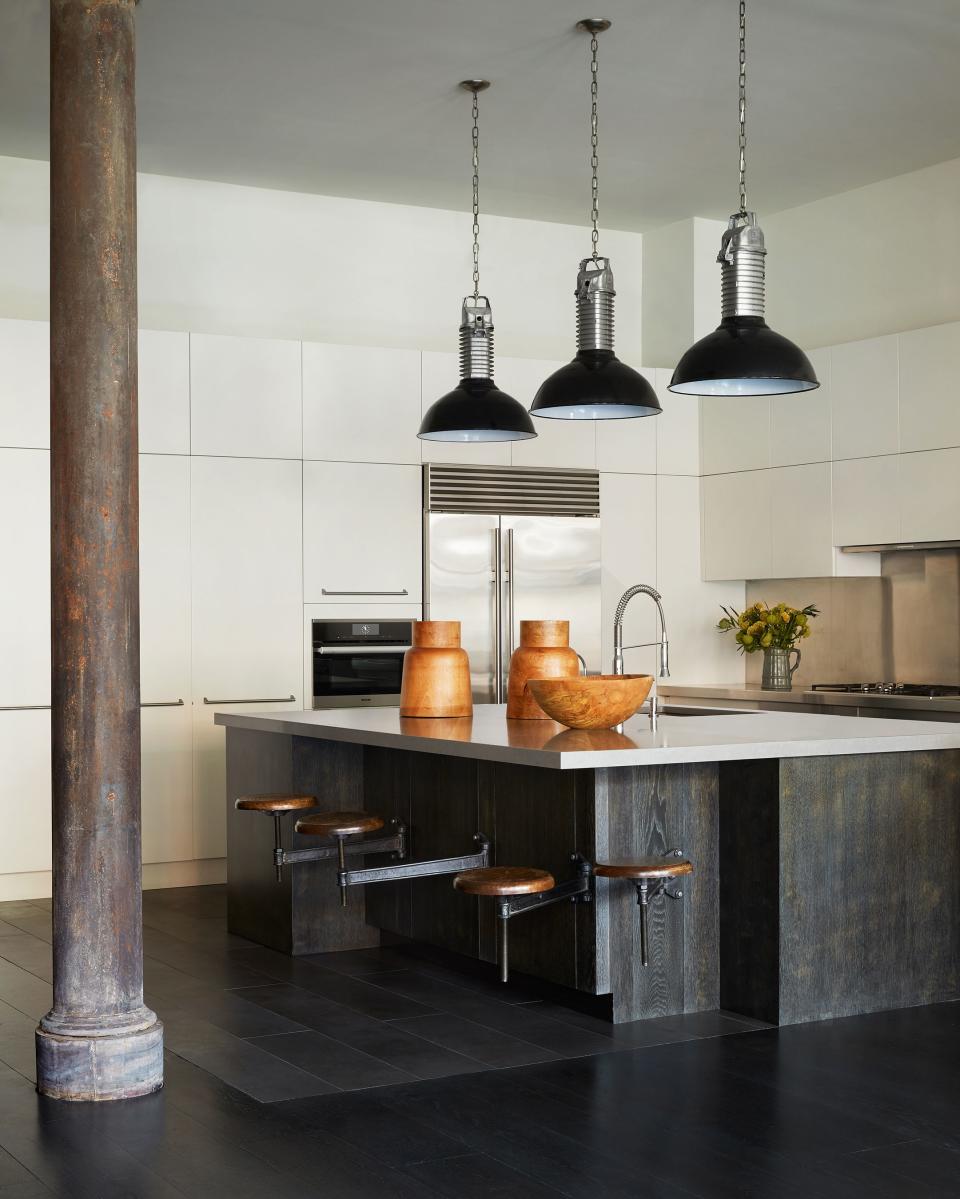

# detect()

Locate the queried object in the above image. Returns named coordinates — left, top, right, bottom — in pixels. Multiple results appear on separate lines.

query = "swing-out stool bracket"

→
left=494, top=854, right=594, bottom=983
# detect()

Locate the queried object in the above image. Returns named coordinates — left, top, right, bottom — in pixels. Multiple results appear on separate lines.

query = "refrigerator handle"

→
left=493, top=526, right=503, bottom=704
left=506, top=527, right=515, bottom=666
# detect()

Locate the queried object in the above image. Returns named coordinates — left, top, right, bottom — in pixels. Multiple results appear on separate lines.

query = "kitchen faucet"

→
left=612, top=584, right=670, bottom=729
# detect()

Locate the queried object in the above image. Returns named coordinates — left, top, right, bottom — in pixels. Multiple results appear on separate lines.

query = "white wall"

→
left=0, top=154, right=643, bottom=362
left=764, top=156, right=960, bottom=349
left=640, top=217, right=726, bottom=370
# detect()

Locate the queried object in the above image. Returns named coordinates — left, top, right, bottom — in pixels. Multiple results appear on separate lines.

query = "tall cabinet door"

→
left=502, top=517, right=602, bottom=675
left=139, top=454, right=193, bottom=866
left=191, top=456, right=304, bottom=859
left=425, top=514, right=499, bottom=702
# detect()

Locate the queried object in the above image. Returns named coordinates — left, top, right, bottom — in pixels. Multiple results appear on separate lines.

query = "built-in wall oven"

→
left=311, top=619, right=413, bottom=708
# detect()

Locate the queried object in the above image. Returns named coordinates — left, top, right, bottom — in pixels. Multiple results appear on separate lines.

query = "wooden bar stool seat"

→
left=295, top=811, right=384, bottom=839
left=594, top=851, right=693, bottom=967
left=453, top=866, right=555, bottom=896
left=235, top=794, right=317, bottom=813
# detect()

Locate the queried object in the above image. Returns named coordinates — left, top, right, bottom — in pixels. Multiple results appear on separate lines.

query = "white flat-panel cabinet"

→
left=0, top=449, right=50, bottom=707
left=701, top=471, right=772, bottom=581
left=303, top=342, right=421, bottom=464
left=504, top=357, right=597, bottom=470
left=139, top=454, right=193, bottom=865
left=139, top=330, right=190, bottom=455
left=0, top=710, right=52, bottom=875
left=700, top=396, right=770, bottom=474
left=770, top=350, right=831, bottom=467
left=190, top=456, right=304, bottom=858
left=303, top=460, right=422, bottom=603
left=768, top=463, right=833, bottom=578
left=831, top=335, right=899, bottom=459
left=655, top=371, right=698, bottom=476
left=0, top=319, right=48, bottom=449
left=899, top=448, right=960, bottom=542
left=190, top=333, right=302, bottom=459
left=419, top=352, right=511, bottom=467
left=832, top=456, right=900, bottom=547
left=595, top=367, right=657, bottom=475
left=898, top=322, right=960, bottom=453
left=599, top=473, right=657, bottom=671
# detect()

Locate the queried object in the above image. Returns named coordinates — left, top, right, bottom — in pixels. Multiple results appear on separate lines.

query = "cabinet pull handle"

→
left=202, top=695, right=296, bottom=705
left=321, top=589, right=409, bottom=596
left=141, top=699, right=185, bottom=708
left=0, top=704, right=51, bottom=711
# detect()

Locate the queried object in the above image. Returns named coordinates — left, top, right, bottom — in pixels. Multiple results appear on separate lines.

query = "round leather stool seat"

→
left=235, top=794, right=317, bottom=813
left=594, top=856, right=693, bottom=880
left=453, top=866, right=555, bottom=897
left=295, top=811, right=384, bottom=838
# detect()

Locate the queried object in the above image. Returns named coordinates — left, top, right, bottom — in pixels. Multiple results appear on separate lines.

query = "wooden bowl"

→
left=525, top=675, right=653, bottom=730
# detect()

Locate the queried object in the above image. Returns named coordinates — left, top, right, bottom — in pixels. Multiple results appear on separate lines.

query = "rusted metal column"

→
left=37, top=0, right=163, bottom=1101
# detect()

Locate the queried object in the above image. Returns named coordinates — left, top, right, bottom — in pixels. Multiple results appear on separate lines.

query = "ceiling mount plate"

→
left=459, top=79, right=491, bottom=93
left=576, top=18, right=612, bottom=34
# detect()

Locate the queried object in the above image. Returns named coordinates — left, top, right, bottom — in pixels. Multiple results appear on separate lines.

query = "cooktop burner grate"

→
left=810, top=682, right=960, bottom=698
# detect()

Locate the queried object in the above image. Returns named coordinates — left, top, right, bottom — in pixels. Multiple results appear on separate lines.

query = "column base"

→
left=35, top=1018, right=163, bottom=1101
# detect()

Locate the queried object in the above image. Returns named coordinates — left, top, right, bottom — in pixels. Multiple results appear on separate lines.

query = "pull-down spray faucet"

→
left=612, top=584, right=670, bottom=729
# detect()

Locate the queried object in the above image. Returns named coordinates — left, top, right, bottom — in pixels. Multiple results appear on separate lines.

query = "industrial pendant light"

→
left=419, top=81, right=536, bottom=443
left=669, top=0, right=818, bottom=396
left=530, top=19, right=660, bottom=421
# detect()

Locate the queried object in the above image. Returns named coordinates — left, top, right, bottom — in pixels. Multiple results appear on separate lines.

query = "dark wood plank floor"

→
left=0, top=885, right=958, bottom=1197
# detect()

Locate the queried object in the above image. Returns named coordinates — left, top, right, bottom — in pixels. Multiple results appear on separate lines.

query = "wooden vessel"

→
left=526, top=674, right=653, bottom=729
left=507, top=619, right=581, bottom=719
left=399, top=620, right=473, bottom=718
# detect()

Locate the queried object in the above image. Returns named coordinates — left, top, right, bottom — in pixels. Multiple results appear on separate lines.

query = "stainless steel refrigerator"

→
left=423, top=464, right=602, bottom=703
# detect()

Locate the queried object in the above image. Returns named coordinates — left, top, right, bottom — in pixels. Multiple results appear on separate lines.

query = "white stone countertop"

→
left=215, top=703, right=960, bottom=771
left=659, top=683, right=960, bottom=714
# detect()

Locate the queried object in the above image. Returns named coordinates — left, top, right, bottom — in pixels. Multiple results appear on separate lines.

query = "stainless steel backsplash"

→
left=744, top=548, right=960, bottom=685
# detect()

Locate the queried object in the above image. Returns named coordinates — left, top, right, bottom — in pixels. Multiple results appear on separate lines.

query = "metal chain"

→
left=471, top=89, right=480, bottom=299
left=589, top=33, right=600, bottom=257
left=738, top=0, right=747, bottom=214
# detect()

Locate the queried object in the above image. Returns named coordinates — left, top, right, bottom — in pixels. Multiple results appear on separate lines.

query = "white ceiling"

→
left=2, top=0, right=959, bottom=231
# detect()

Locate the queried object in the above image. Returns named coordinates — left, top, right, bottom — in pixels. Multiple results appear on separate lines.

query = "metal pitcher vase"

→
left=761, top=645, right=801, bottom=692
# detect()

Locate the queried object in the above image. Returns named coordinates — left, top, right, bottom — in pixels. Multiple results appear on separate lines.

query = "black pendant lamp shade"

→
left=531, top=257, right=661, bottom=419
left=419, top=298, right=536, bottom=442
left=669, top=214, right=818, bottom=396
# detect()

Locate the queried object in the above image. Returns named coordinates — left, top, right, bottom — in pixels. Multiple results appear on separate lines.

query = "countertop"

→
left=660, top=683, right=960, bottom=715
left=215, top=704, right=960, bottom=770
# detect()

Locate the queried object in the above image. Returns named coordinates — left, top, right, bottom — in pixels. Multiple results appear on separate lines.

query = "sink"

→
left=658, top=705, right=748, bottom=717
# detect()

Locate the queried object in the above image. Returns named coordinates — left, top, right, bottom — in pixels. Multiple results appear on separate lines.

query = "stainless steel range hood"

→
left=841, top=540, right=960, bottom=553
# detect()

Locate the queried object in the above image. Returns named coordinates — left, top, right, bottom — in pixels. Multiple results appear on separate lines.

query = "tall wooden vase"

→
left=507, top=619, right=581, bottom=719
left=399, top=621, right=473, bottom=718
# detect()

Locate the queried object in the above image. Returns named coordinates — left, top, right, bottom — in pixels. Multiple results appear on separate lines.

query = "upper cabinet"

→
left=0, top=319, right=48, bottom=449
left=831, top=335, right=898, bottom=459
left=768, top=463, right=833, bottom=578
left=700, top=395, right=770, bottom=474
left=769, top=349, right=831, bottom=468
left=190, top=333, right=301, bottom=458
left=898, top=322, right=960, bottom=453
left=505, top=356, right=597, bottom=470
left=419, top=351, right=511, bottom=467
left=655, top=370, right=699, bottom=476
left=832, top=455, right=900, bottom=548
left=303, top=342, right=421, bottom=464
left=303, top=460, right=422, bottom=603
left=898, top=448, right=960, bottom=542
left=701, top=470, right=772, bottom=581
left=139, top=330, right=190, bottom=455
left=595, top=366, right=657, bottom=475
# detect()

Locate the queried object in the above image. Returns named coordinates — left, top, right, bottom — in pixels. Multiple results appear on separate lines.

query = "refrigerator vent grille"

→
left=425, top=464, right=600, bottom=516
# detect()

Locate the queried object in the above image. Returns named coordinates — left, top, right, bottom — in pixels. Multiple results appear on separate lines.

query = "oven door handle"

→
left=314, top=645, right=410, bottom=656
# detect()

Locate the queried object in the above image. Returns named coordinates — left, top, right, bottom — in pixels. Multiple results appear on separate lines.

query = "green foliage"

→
left=717, top=601, right=819, bottom=654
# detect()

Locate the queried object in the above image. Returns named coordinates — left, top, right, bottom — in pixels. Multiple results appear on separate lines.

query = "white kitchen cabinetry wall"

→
left=655, top=371, right=699, bottom=476
left=0, top=710, right=52, bottom=876
left=0, top=319, right=47, bottom=449
left=139, top=330, right=190, bottom=455
left=701, top=471, right=772, bottom=581
left=139, top=454, right=193, bottom=865
left=899, top=448, right=960, bottom=542
left=832, top=455, right=900, bottom=547
left=419, top=352, right=511, bottom=467
left=303, top=342, right=421, bottom=464
left=505, top=357, right=597, bottom=470
left=303, top=460, right=422, bottom=603
left=770, top=350, right=831, bottom=468
left=898, top=322, right=960, bottom=454
left=595, top=368, right=657, bottom=475
left=700, top=396, right=770, bottom=474
left=830, top=335, right=899, bottom=459
left=190, top=333, right=302, bottom=459
left=599, top=473, right=657, bottom=671
left=190, top=456, right=303, bottom=859
left=768, top=463, right=833, bottom=578
left=0, top=449, right=50, bottom=706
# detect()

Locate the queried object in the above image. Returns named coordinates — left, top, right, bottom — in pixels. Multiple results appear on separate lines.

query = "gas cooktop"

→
left=810, top=682, right=960, bottom=698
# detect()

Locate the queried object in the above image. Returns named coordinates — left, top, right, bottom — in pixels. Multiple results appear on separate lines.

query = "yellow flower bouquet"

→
left=717, top=601, right=818, bottom=654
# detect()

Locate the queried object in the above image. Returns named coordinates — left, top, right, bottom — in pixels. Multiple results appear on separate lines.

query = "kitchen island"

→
left=217, top=706, right=960, bottom=1026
